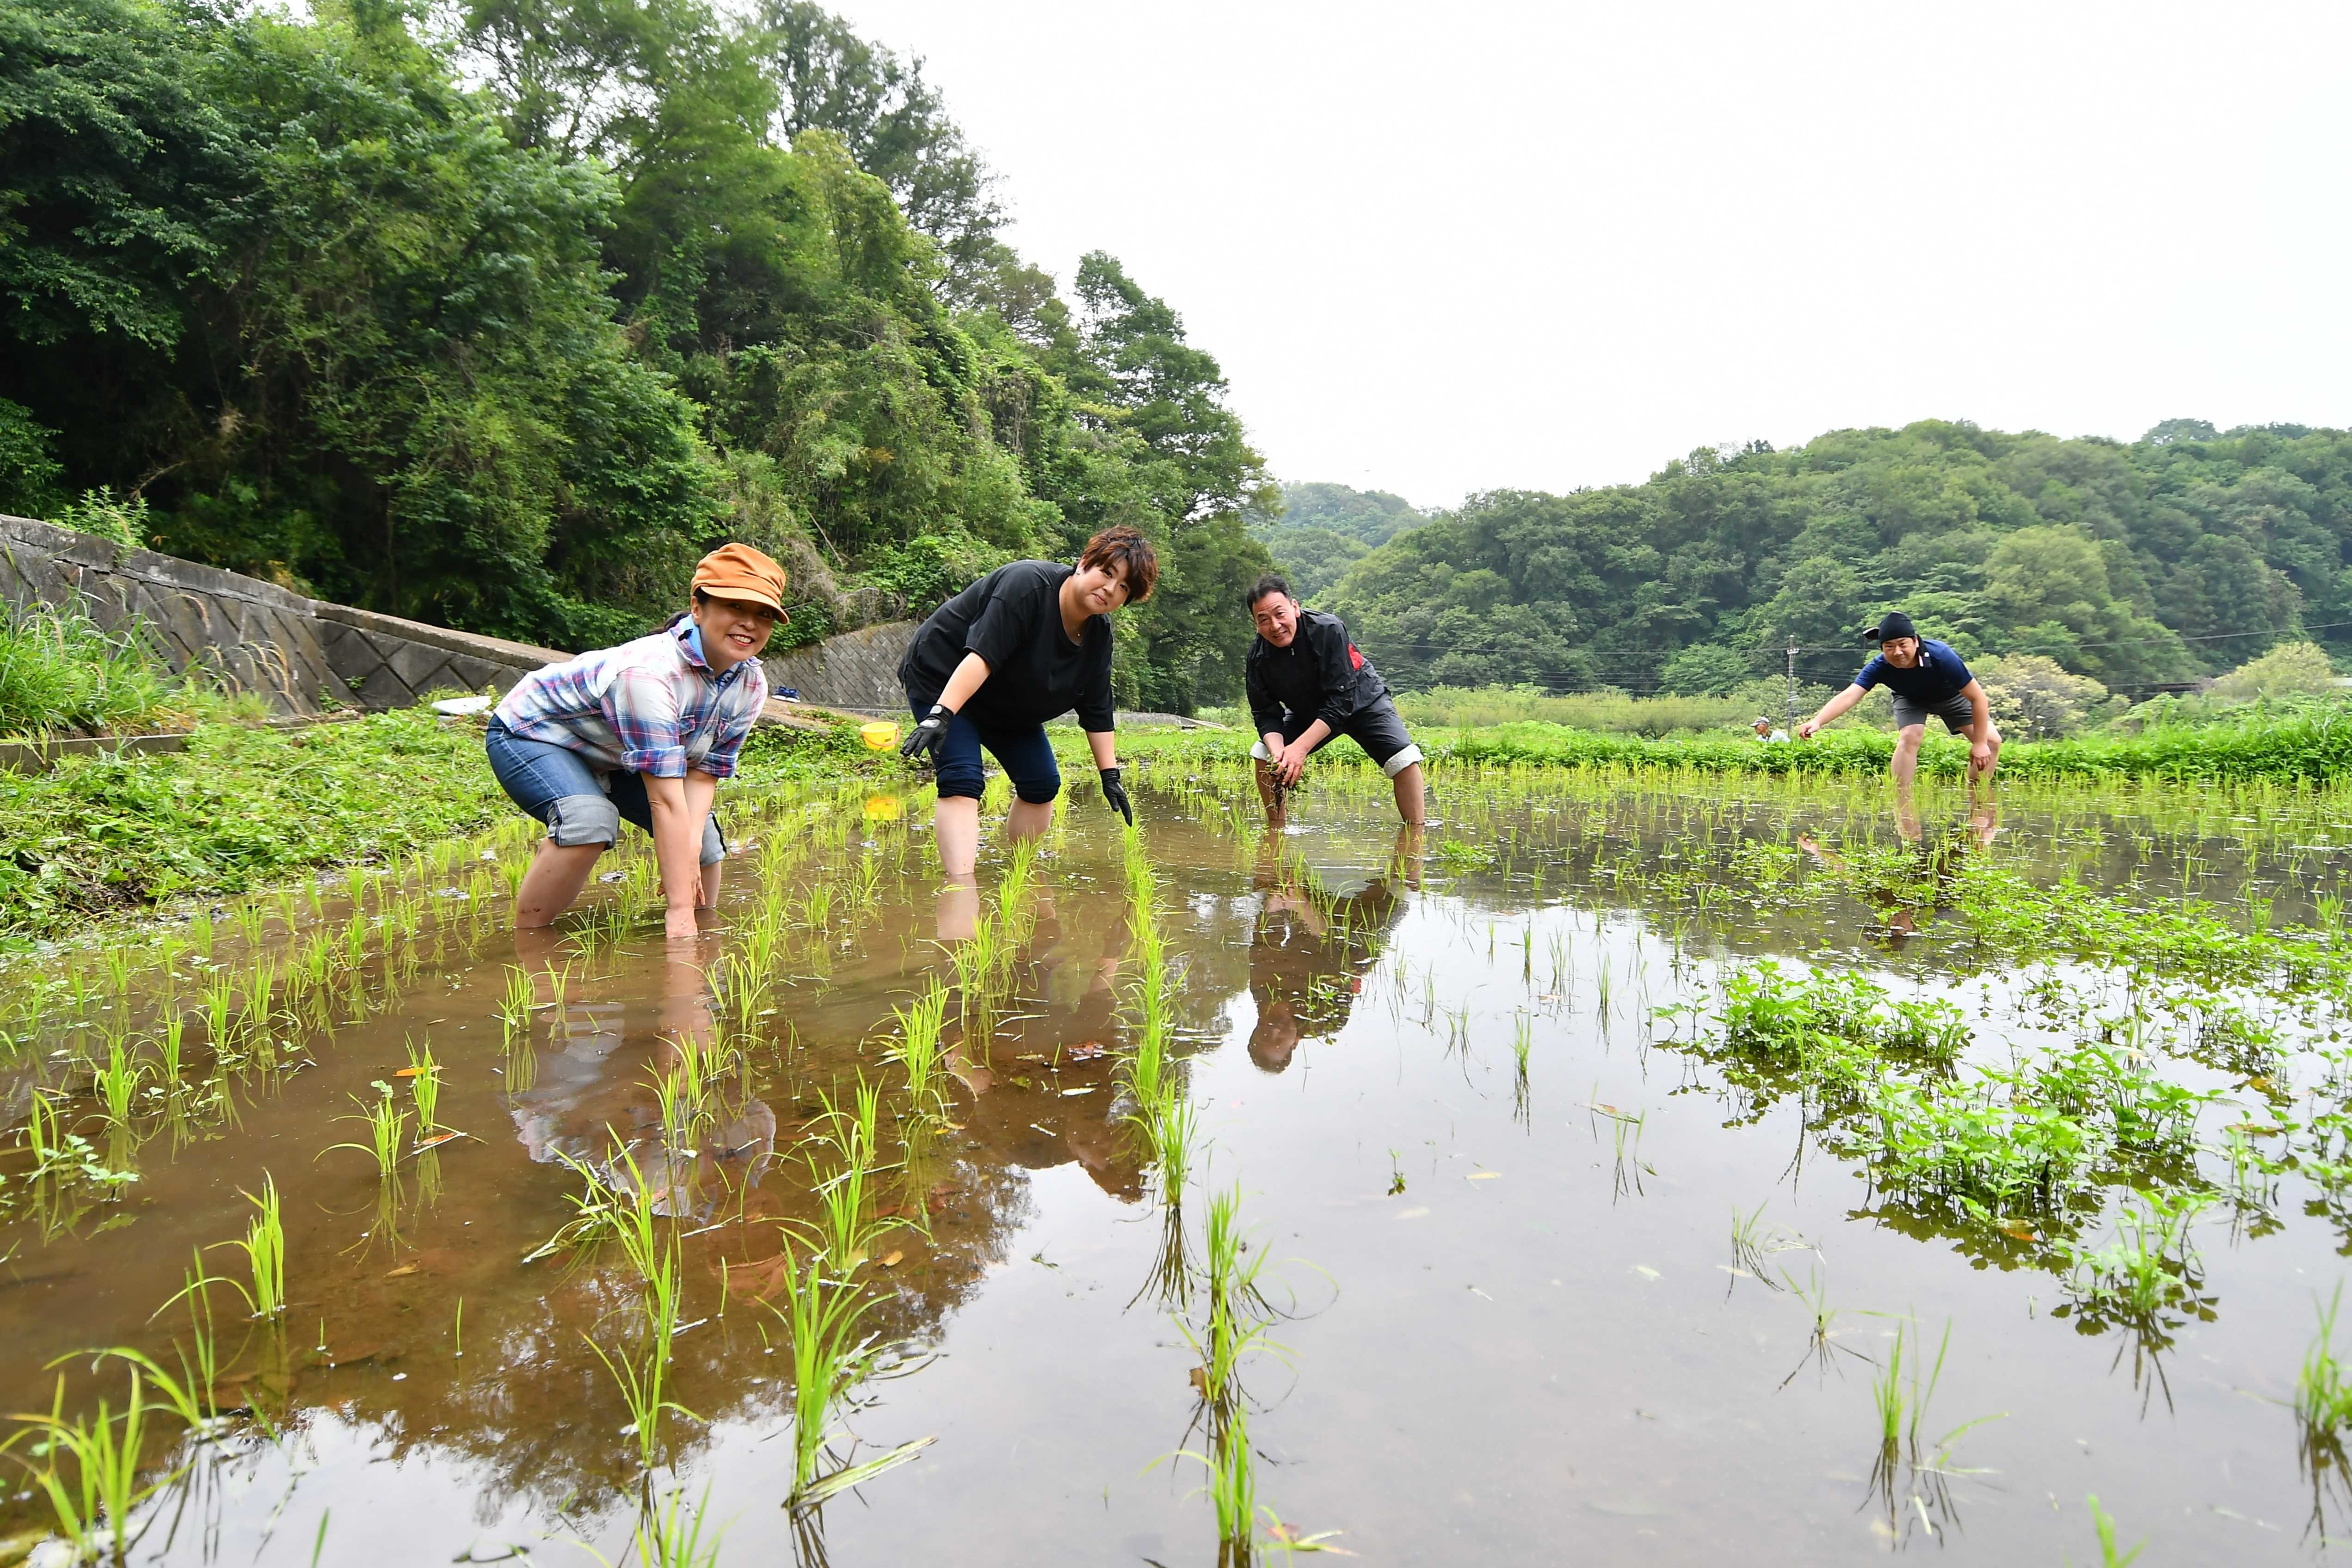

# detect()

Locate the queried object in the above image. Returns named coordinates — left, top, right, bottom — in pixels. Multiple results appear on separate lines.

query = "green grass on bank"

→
left=0, top=707, right=880, bottom=939
left=1105, top=708, right=2352, bottom=785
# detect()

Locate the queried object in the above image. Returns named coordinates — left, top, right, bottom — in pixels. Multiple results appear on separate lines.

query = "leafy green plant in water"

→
left=2053, top=1189, right=2216, bottom=1327
left=584, top=1239, right=698, bottom=1472
left=885, top=978, right=951, bottom=1118
left=8, top=1365, right=182, bottom=1565
left=2075, top=1494, right=2144, bottom=1567
left=763, top=1242, right=889, bottom=1506
left=400, top=1038, right=441, bottom=1134
left=322, top=1092, right=407, bottom=1180
left=94, top=1038, right=148, bottom=1126
left=212, top=1175, right=287, bottom=1319
left=624, top=1482, right=727, bottom=1568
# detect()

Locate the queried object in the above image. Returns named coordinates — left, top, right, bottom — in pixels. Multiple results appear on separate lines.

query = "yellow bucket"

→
left=863, top=793, right=904, bottom=822
left=860, top=719, right=901, bottom=752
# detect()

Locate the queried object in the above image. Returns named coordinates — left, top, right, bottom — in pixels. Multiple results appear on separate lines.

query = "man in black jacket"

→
left=1244, top=575, right=1426, bottom=826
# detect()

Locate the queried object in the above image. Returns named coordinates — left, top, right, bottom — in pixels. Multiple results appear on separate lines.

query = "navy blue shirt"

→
left=1855, top=639, right=1973, bottom=702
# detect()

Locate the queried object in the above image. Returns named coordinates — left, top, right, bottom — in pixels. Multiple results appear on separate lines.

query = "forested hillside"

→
left=1247, top=482, right=1429, bottom=602
left=1324, top=420, right=2351, bottom=697
left=0, top=0, right=1272, bottom=710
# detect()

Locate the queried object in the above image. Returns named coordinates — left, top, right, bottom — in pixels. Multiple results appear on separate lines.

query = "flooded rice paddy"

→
left=4, top=755, right=2352, bottom=1564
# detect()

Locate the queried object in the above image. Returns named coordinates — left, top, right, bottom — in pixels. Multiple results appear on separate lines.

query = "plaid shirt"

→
left=493, top=618, right=767, bottom=779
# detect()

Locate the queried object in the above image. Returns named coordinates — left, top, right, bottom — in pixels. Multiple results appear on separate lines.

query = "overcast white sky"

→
left=828, top=0, right=2352, bottom=509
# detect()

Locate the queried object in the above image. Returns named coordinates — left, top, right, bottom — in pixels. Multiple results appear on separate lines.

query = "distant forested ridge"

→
left=0, top=0, right=1272, bottom=710
left=1317, top=420, right=2350, bottom=697
left=1247, top=482, right=1429, bottom=603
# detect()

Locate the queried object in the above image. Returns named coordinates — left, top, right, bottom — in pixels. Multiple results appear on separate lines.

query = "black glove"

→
left=900, top=705, right=949, bottom=767
left=1100, top=766, right=1133, bottom=826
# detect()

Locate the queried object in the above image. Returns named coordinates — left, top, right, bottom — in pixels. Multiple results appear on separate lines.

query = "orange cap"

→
left=691, top=542, right=788, bottom=612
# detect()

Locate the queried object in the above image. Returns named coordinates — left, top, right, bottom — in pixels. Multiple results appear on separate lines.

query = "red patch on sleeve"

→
left=1348, top=644, right=1365, bottom=670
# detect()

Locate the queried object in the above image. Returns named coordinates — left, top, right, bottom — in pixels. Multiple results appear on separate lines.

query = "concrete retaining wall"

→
left=759, top=621, right=917, bottom=711
left=0, top=515, right=565, bottom=714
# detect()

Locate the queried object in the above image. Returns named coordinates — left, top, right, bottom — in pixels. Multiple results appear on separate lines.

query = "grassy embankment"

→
left=0, top=707, right=880, bottom=941
left=1108, top=708, right=2352, bottom=785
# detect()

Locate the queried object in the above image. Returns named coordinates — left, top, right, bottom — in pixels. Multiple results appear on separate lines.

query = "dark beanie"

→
left=1862, top=610, right=1917, bottom=643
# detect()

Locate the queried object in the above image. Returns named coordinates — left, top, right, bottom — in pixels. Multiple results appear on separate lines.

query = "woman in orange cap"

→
left=486, top=544, right=785, bottom=939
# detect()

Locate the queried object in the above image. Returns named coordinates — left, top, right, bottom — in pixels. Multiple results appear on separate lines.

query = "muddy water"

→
left=2, top=772, right=2349, bottom=1564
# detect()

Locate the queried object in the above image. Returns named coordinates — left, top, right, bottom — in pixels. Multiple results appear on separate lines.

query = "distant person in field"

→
left=1797, top=611, right=2001, bottom=787
left=1752, top=714, right=1789, bottom=743
left=1244, top=576, right=1427, bottom=827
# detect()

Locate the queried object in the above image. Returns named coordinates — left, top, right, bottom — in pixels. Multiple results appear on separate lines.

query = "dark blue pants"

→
left=905, top=692, right=1061, bottom=804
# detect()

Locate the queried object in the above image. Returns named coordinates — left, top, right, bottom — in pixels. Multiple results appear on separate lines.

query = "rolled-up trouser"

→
left=484, top=719, right=725, bottom=864
left=903, top=684, right=1062, bottom=804
left=1250, top=696, right=1424, bottom=778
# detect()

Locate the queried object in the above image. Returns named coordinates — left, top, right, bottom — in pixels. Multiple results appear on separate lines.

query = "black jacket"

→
left=1246, top=609, right=1389, bottom=734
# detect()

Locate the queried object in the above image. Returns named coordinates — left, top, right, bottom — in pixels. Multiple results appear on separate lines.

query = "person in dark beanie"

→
left=1244, top=575, right=1426, bottom=826
left=897, top=527, right=1157, bottom=880
left=1797, top=610, right=2002, bottom=787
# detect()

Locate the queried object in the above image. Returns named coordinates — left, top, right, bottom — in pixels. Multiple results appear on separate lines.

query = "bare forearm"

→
left=937, top=652, right=990, bottom=712
left=644, top=774, right=706, bottom=910
left=1086, top=730, right=1118, bottom=770
left=1293, top=719, right=1332, bottom=753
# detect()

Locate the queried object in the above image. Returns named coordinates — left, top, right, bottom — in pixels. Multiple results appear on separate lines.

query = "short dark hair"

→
left=1078, top=525, right=1158, bottom=604
left=1245, top=573, right=1293, bottom=610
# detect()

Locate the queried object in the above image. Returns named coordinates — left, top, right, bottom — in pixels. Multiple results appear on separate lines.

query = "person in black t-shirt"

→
left=1244, top=575, right=1426, bottom=827
left=897, top=526, right=1158, bottom=879
left=1798, top=609, right=2001, bottom=787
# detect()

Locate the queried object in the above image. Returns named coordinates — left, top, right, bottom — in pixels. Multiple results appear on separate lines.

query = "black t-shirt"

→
left=898, top=561, right=1116, bottom=732
left=1246, top=608, right=1390, bottom=734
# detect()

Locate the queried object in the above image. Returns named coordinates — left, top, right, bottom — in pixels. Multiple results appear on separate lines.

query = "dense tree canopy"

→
left=1323, top=421, right=2349, bottom=697
left=0, top=0, right=1269, bottom=705
left=1249, top=482, right=1428, bottom=603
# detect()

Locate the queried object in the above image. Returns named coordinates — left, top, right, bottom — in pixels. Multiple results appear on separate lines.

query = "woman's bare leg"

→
left=936, top=795, right=980, bottom=878
left=515, top=838, right=604, bottom=928
left=1006, top=797, right=1055, bottom=843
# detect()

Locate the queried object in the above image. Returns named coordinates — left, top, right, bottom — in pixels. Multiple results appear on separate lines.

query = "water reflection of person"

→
left=506, top=929, right=775, bottom=1219
left=935, top=888, right=1142, bottom=1200
left=1246, top=829, right=1416, bottom=1072
left=1797, top=792, right=2000, bottom=946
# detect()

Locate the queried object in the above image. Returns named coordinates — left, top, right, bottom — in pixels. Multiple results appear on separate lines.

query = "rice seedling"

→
left=403, top=1037, right=442, bottom=1133
left=146, top=1250, right=234, bottom=1422
left=201, top=972, right=235, bottom=1049
left=884, top=978, right=951, bottom=1117
left=2054, top=1190, right=2214, bottom=1322
left=2080, top=1494, right=2145, bottom=1566
left=495, top=964, right=535, bottom=1033
left=585, top=1239, right=698, bottom=1470
left=94, top=1039, right=148, bottom=1127
left=212, top=1175, right=287, bottom=1319
left=322, top=1093, right=407, bottom=1180
left=2297, top=1283, right=2352, bottom=1493
left=156, top=1010, right=186, bottom=1087
left=628, top=1482, right=727, bottom=1568
left=11, top=1365, right=181, bottom=1564
left=763, top=1242, right=887, bottom=1505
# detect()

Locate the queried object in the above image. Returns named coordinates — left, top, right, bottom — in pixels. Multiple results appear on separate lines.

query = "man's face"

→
left=1754, top=719, right=1772, bottom=735
left=1252, top=591, right=1299, bottom=647
left=1880, top=636, right=1921, bottom=668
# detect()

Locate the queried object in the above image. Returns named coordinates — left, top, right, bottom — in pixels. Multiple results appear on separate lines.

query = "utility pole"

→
left=1786, top=636, right=1799, bottom=733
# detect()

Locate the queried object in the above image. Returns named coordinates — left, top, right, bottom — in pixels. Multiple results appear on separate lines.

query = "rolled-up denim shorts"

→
left=484, top=718, right=725, bottom=865
left=902, top=683, right=1061, bottom=804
